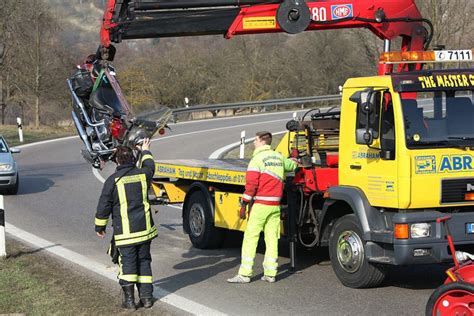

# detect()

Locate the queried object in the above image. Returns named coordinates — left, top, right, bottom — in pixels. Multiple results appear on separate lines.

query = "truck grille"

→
left=441, top=178, right=474, bottom=203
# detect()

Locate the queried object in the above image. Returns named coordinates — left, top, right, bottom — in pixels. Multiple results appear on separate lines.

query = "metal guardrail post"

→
left=0, top=195, right=5, bottom=258
left=17, top=117, right=24, bottom=143
left=239, top=131, right=246, bottom=159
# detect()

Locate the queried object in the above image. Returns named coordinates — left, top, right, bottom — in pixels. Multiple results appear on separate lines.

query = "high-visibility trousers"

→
left=118, top=241, right=154, bottom=298
left=238, top=204, right=280, bottom=277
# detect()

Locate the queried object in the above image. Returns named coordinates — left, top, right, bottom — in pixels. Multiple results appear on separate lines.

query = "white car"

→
left=0, top=135, right=20, bottom=195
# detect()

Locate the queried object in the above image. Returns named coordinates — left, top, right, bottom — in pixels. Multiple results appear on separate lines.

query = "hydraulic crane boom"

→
left=99, top=0, right=432, bottom=74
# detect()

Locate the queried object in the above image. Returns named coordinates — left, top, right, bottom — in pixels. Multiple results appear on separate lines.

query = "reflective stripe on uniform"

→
left=116, top=180, right=130, bottom=236
left=263, top=265, right=277, bottom=271
left=95, top=217, right=108, bottom=226
left=140, top=154, right=154, bottom=168
left=115, top=225, right=157, bottom=241
left=118, top=174, right=144, bottom=184
left=141, top=154, right=153, bottom=163
left=118, top=254, right=123, bottom=280
left=140, top=174, right=151, bottom=231
left=242, top=193, right=253, bottom=201
left=242, top=257, right=254, bottom=264
left=254, top=196, right=281, bottom=202
left=115, top=227, right=158, bottom=246
left=240, top=264, right=253, bottom=271
left=138, top=275, right=153, bottom=283
left=120, top=274, right=138, bottom=282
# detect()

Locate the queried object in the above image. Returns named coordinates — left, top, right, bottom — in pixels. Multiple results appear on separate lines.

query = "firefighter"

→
left=227, top=131, right=297, bottom=284
left=95, top=138, right=157, bottom=310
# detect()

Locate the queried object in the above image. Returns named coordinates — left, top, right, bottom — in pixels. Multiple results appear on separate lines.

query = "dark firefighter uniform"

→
left=94, top=151, right=157, bottom=298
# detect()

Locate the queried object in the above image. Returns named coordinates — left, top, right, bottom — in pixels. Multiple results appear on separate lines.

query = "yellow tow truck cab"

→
left=152, top=67, right=474, bottom=288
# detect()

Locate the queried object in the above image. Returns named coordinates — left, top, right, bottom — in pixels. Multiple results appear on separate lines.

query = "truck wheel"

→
left=425, top=282, right=474, bottom=316
left=184, top=191, right=223, bottom=249
left=329, top=214, right=386, bottom=288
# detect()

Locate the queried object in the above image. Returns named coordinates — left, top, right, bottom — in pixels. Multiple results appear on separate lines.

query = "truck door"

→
left=347, top=90, right=399, bottom=208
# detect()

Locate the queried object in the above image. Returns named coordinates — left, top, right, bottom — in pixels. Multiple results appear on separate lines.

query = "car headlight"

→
left=0, top=164, right=13, bottom=171
left=411, top=223, right=431, bottom=238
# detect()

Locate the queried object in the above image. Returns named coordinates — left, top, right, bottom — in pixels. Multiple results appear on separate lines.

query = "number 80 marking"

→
left=311, top=7, right=327, bottom=21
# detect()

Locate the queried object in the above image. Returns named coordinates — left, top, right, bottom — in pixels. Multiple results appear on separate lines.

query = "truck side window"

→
left=380, top=93, right=395, bottom=154
left=356, top=91, right=381, bottom=139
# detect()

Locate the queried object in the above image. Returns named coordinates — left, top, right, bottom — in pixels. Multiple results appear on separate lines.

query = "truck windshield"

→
left=401, top=90, right=474, bottom=149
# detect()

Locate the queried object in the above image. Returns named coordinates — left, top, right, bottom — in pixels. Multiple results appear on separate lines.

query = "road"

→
left=5, top=110, right=446, bottom=315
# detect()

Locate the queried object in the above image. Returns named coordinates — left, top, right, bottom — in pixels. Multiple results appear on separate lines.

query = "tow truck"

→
left=96, top=0, right=474, bottom=288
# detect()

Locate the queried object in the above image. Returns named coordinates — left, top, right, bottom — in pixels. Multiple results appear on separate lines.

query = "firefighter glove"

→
left=239, top=201, right=248, bottom=220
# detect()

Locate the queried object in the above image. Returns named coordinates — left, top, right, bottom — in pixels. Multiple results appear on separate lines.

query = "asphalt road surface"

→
left=5, top=110, right=447, bottom=315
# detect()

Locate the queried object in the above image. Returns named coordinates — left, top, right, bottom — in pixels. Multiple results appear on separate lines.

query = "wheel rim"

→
left=432, top=289, right=474, bottom=316
left=189, top=203, right=205, bottom=238
left=336, top=230, right=364, bottom=273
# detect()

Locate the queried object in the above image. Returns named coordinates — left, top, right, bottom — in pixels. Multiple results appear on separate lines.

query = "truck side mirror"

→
left=350, top=91, right=362, bottom=103
left=356, top=128, right=374, bottom=145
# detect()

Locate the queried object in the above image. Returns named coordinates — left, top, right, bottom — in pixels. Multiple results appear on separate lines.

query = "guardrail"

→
left=171, top=94, right=342, bottom=119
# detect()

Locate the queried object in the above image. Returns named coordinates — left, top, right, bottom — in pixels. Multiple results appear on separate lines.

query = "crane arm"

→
left=100, top=0, right=432, bottom=74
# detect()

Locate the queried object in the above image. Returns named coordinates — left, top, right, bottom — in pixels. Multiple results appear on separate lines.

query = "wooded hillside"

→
left=0, top=0, right=472, bottom=126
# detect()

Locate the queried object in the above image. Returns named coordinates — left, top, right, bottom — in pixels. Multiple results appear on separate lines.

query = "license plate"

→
left=468, top=223, right=474, bottom=234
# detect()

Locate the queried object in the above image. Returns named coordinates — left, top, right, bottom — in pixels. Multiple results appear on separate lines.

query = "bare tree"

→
left=416, top=0, right=474, bottom=49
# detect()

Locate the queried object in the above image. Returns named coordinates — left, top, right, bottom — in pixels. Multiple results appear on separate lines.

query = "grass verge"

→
left=0, top=125, right=76, bottom=147
left=0, top=239, right=163, bottom=315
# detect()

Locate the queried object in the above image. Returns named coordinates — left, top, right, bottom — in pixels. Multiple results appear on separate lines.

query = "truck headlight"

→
left=0, top=164, right=12, bottom=171
left=411, top=223, right=431, bottom=238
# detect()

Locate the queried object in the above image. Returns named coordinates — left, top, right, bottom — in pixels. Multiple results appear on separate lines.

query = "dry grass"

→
left=0, top=125, right=76, bottom=147
left=0, top=239, right=167, bottom=315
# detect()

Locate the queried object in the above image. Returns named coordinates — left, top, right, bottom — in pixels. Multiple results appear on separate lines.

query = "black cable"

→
left=301, top=108, right=320, bottom=121
left=312, top=16, right=434, bottom=51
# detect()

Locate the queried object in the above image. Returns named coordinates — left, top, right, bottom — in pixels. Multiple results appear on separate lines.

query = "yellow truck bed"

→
left=152, top=159, right=252, bottom=233
left=154, top=159, right=249, bottom=186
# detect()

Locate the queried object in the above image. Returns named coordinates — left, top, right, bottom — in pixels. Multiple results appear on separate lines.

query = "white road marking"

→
left=151, top=118, right=289, bottom=143
left=5, top=222, right=226, bottom=316
left=16, top=135, right=79, bottom=149
left=208, top=131, right=287, bottom=159
left=92, top=167, right=106, bottom=183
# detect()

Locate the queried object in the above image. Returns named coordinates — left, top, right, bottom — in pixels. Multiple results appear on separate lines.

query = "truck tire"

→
left=425, top=282, right=474, bottom=316
left=184, top=191, right=223, bottom=249
left=329, top=214, right=386, bottom=288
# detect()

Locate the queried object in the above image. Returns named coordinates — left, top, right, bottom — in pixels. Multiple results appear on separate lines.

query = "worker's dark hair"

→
left=256, top=131, right=272, bottom=145
left=114, top=146, right=135, bottom=165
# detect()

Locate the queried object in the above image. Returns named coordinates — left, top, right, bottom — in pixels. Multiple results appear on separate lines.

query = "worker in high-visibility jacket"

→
left=95, top=138, right=157, bottom=310
left=227, top=131, right=297, bottom=284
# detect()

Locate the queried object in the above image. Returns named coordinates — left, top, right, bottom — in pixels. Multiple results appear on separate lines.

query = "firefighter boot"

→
left=121, top=284, right=136, bottom=310
left=139, top=298, right=154, bottom=309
